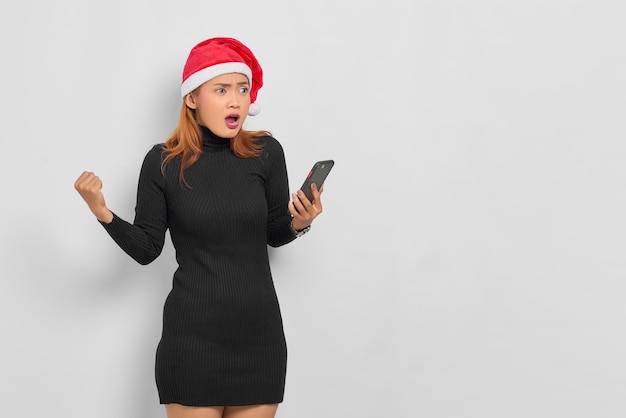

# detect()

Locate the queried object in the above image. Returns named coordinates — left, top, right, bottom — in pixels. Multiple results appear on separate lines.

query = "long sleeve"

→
left=100, top=145, right=168, bottom=265
left=263, top=137, right=297, bottom=247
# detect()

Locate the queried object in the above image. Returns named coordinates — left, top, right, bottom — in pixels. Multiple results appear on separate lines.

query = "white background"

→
left=1, top=1, right=625, bottom=417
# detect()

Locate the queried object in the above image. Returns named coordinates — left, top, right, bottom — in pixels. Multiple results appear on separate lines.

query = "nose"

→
left=228, top=91, right=240, bottom=108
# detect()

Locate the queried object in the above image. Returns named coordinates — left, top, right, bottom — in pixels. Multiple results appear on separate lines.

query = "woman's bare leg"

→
left=223, top=404, right=279, bottom=418
left=165, top=404, right=225, bottom=418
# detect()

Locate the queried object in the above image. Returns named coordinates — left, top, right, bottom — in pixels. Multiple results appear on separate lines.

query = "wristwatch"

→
left=289, top=220, right=311, bottom=237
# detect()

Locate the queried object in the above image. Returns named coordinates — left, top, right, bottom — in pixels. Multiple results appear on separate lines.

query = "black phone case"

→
left=300, top=160, right=335, bottom=201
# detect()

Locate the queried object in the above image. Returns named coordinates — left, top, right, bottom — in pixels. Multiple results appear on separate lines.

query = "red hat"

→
left=180, top=37, right=263, bottom=116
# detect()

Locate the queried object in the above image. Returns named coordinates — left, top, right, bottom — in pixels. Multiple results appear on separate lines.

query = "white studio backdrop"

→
left=1, top=1, right=625, bottom=417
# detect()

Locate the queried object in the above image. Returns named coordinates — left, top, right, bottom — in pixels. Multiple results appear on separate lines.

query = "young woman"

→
left=74, top=37, right=324, bottom=418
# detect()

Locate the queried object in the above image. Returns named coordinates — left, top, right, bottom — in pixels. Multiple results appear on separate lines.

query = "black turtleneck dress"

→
left=100, top=126, right=297, bottom=406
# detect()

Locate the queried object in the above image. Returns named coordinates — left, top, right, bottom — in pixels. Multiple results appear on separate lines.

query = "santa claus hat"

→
left=180, top=37, right=263, bottom=116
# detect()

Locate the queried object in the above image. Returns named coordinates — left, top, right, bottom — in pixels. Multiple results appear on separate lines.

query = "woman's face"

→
left=185, top=72, right=251, bottom=138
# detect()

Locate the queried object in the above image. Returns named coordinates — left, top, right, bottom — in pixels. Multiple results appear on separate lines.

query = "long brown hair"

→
left=162, top=103, right=270, bottom=185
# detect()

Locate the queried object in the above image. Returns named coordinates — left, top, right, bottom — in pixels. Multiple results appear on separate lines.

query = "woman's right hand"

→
left=74, top=171, right=113, bottom=223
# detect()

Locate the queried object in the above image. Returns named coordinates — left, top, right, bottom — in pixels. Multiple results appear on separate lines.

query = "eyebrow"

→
left=212, top=81, right=250, bottom=87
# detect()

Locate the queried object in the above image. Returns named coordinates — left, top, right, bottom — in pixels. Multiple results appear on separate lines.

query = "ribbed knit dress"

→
left=100, top=126, right=297, bottom=406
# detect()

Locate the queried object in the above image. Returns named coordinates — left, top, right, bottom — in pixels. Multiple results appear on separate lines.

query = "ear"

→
left=184, top=93, right=197, bottom=109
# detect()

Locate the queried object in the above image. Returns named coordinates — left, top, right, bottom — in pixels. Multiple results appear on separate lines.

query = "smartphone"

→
left=300, top=160, right=335, bottom=201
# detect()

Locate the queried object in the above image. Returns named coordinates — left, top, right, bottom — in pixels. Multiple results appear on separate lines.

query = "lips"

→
left=225, top=114, right=240, bottom=129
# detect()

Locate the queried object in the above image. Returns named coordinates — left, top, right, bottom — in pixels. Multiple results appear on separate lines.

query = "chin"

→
left=211, top=127, right=239, bottom=139
left=223, top=129, right=240, bottom=139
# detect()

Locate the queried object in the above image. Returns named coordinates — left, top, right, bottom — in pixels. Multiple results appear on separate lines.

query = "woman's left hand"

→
left=288, top=183, right=324, bottom=231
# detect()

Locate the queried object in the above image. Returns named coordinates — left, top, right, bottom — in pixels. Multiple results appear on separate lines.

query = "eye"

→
left=216, top=87, right=226, bottom=94
left=239, top=87, right=249, bottom=94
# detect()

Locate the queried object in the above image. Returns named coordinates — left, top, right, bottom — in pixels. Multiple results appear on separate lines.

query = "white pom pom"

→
left=248, top=102, right=261, bottom=116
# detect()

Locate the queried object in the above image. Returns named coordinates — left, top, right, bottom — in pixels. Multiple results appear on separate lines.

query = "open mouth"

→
left=225, top=114, right=240, bottom=129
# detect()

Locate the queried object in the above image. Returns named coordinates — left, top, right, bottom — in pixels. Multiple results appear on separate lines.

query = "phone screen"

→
left=300, top=160, right=334, bottom=201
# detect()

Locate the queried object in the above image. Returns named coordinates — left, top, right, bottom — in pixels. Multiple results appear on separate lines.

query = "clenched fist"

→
left=74, top=171, right=113, bottom=223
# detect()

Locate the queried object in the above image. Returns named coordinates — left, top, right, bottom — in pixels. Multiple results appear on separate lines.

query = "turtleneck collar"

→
left=200, top=125, right=231, bottom=150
